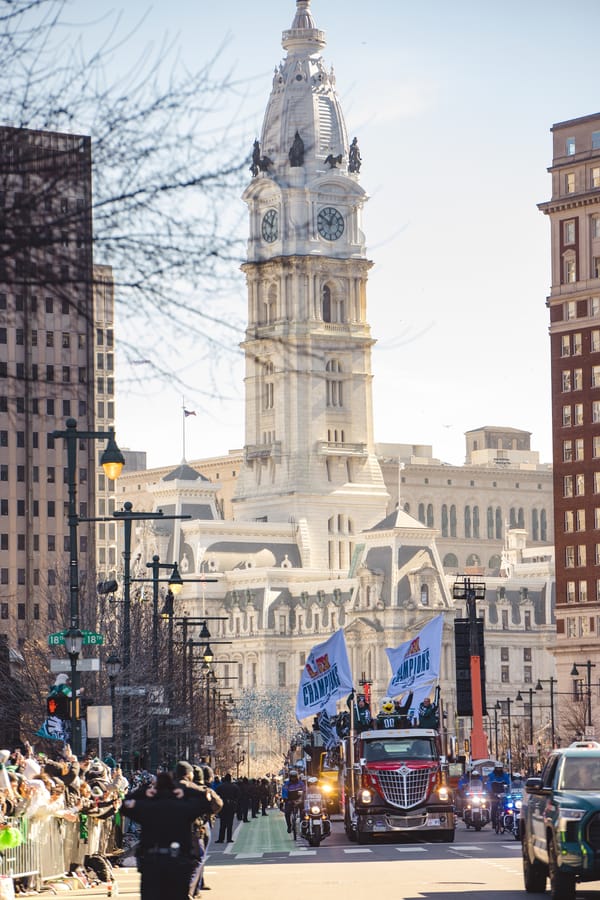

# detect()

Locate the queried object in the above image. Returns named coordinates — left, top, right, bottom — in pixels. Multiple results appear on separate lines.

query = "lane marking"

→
left=396, top=847, right=427, bottom=853
left=290, top=849, right=317, bottom=856
left=343, top=848, right=372, bottom=854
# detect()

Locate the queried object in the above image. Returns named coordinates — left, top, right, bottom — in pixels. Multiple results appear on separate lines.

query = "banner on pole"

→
left=295, top=629, right=353, bottom=721
left=385, top=614, right=444, bottom=698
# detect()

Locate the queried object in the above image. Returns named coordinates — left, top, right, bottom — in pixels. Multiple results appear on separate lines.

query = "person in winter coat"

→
left=215, top=773, right=240, bottom=842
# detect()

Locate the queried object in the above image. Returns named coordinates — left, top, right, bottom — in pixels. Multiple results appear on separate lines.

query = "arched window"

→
left=441, top=504, right=448, bottom=537
left=325, top=359, right=343, bottom=407
left=265, top=284, right=277, bottom=324
left=466, top=553, right=481, bottom=567
left=532, top=508, right=539, bottom=541
left=487, top=506, right=494, bottom=539
left=427, top=503, right=434, bottom=527
left=420, top=584, right=429, bottom=605
left=322, top=284, right=332, bottom=322
left=263, top=361, right=274, bottom=409
left=473, top=506, right=480, bottom=539
left=495, top=507, right=502, bottom=539
left=541, top=509, right=548, bottom=541
left=488, top=554, right=502, bottom=570
left=450, top=505, right=457, bottom=537
left=403, top=502, right=410, bottom=514
left=517, top=507, right=524, bottom=528
left=509, top=507, right=517, bottom=528
left=464, top=505, right=472, bottom=538
left=418, top=503, right=425, bottom=524
left=443, top=553, right=458, bottom=568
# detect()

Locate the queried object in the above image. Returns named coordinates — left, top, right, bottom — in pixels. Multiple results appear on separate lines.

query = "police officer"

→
left=124, top=771, right=213, bottom=900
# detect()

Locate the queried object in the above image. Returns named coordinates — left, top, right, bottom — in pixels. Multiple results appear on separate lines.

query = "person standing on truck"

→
left=418, top=694, right=440, bottom=728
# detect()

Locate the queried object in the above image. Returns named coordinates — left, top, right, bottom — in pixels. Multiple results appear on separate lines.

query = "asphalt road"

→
left=40, top=810, right=600, bottom=899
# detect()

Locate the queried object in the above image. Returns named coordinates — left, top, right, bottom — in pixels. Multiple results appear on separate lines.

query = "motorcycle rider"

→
left=457, top=769, right=484, bottom=817
left=281, top=769, right=306, bottom=833
left=486, top=764, right=510, bottom=829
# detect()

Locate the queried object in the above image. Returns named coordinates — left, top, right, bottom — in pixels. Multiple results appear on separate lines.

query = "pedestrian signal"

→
left=47, top=692, right=70, bottom=719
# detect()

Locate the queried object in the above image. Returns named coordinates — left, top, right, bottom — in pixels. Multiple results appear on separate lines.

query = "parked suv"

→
left=522, top=741, right=600, bottom=899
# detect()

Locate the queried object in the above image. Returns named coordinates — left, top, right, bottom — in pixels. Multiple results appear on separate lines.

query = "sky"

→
left=82, top=0, right=600, bottom=469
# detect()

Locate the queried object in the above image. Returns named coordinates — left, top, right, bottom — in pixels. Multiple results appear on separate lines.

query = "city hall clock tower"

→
left=233, top=0, right=388, bottom=570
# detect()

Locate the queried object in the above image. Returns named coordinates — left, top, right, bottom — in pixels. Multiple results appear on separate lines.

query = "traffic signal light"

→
left=47, top=691, right=70, bottom=719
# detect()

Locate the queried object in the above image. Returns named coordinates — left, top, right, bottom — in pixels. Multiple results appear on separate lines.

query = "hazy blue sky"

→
left=84, top=0, right=600, bottom=468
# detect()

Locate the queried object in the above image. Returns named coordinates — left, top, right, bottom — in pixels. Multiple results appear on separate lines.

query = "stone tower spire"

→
left=234, top=1, right=388, bottom=571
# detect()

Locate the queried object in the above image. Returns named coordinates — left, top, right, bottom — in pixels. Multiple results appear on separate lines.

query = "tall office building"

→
left=0, top=126, right=98, bottom=649
left=540, top=113, right=600, bottom=708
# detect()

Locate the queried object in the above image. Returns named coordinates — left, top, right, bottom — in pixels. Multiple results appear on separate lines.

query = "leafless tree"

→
left=0, top=0, right=250, bottom=399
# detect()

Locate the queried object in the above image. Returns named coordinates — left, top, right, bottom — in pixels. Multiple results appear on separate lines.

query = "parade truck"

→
left=341, top=727, right=455, bottom=843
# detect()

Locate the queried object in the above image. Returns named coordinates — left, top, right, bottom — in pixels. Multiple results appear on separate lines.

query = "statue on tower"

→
left=250, top=139, right=273, bottom=176
left=349, top=137, right=362, bottom=173
left=289, top=131, right=305, bottom=167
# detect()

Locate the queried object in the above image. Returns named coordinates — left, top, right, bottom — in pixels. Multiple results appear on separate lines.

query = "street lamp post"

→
left=64, top=627, right=83, bottom=751
left=535, top=677, right=557, bottom=749
left=497, top=698, right=514, bottom=775
left=51, top=418, right=124, bottom=756
left=516, top=685, right=541, bottom=774
left=111, top=503, right=190, bottom=772
left=493, top=703, right=499, bottom=760
left=571, top=660, right=596, bottom=731
left=106, top=652, right=121, bottom=754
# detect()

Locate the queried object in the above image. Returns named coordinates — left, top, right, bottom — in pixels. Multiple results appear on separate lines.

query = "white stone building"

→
left=116, top=1, right=557, bottom=761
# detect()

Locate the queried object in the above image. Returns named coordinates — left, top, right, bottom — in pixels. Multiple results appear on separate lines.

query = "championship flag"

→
left=317, top=710, right=340, bottom=750
left=385, top=614, right=444, bottom=698
left=295, top=629, right=353, bottom=721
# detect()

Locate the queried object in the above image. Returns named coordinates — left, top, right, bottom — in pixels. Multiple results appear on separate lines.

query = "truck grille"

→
left=370, top=766, right=435, bottom=810
left=587, top=812, right=600, bottom=851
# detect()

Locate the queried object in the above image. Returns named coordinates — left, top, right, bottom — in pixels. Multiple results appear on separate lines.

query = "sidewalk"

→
left=213, top=808, right=293, bottom=856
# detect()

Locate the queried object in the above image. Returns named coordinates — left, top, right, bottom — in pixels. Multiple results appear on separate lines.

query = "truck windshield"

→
left=363, top=738, right=436, bottom=761
left=559, top=756, right=600, bottom=790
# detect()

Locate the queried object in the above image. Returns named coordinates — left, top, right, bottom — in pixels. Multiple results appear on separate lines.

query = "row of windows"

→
left=563, top=479, right=600, bottom=503
left=563, top=256, right=600, bottom=284
left=563, top=160, right=600, bottom=193
left=564, top=579, right=600, bottom=603
left=561, top=362, right=600, bottom=390
left=0, top=568, right=75, bottom=587
left=560, top=616, right=600, bottom=640
left=413, top=503, right=548, bottom=541
left=501, top=665, right=533, bottom=683
left=0, top=602, right=43, bottom=621
left=0, top=294, right=78, bottom=315
left=0, top=362, right=92, bottom=385
left=565, top=132, right=600, bottom=155
left=0, top=398, right=86, bottom=421
left=563, top=300, right=600, bottom=324
left=0, top=533, right=87, bottom=552
left=563, top=217, right=600, bottom=245
left=562, top=400, right=600, bottom=425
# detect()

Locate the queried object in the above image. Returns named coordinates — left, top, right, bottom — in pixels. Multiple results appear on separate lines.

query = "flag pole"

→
left=182, top=397, right=186, bottom=463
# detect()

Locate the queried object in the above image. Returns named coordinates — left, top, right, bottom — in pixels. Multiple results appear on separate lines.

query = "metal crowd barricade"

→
left=0, top=818, right=41, bottom=889
left=0, top=814, right=117, bottom=891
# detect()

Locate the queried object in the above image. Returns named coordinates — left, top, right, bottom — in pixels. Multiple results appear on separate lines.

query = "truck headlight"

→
left=321, top=784, right=332, bottom=794
left=438, top=786, right=449, bottom=802
left=557, top=807, right=586, bottom=831
left=360, top=789, right=373, bottom=804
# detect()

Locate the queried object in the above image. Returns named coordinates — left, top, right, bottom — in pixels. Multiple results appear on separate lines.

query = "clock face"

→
left=317, top=206, right=344, bottom=241
left=261, top=209, right=278, bottom=243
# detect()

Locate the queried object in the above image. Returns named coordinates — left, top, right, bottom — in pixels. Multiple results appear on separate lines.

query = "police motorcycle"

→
left=498, top=791, right=522, bottom=839
left=300, top=777, right=331, bottom=847
left=462, top=778, right=491, bottom=831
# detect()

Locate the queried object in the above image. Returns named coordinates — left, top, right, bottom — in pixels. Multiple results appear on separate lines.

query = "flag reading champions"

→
left=295, top=629, right=353, bottom=721
left=385, top=614, right=444, bottom=698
